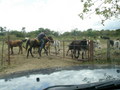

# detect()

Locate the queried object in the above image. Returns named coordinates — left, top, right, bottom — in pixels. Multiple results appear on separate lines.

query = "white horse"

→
left=93, top=39, right=101, bottom=49
left=52, top=40, right=61, bottom=55
left=113, top=40, right=120, bottom=50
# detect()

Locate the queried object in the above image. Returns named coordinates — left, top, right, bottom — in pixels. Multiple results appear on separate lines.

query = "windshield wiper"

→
left=43, top=79, right=120, bottom=90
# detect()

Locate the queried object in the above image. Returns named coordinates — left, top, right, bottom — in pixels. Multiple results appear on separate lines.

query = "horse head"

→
left=44, top=36, right=54, bottom=43
left=48, top=36, right=54, bottom=43
left=5, top=40, right=12, bottom=45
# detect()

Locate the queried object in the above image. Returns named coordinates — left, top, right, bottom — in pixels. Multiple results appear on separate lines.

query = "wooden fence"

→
left=58, top=40, right=94, bottom=61
left=0, top=31, right=10, bottom=67
left=0, top=39, right=119, bottom=67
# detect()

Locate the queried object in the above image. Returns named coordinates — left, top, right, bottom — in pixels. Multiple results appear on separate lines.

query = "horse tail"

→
left=26, top=39, right=30, bottom=50
left=22, top=39, right=27, bottom=42
left=21, top=39, right=27, bottom=50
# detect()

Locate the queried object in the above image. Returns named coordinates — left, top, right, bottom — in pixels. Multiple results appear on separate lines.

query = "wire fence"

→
left=94, top=40, right=120, bottom=64
left=0, top=38, right=120, bottom=69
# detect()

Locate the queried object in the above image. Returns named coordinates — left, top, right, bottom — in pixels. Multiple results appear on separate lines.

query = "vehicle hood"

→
left=0, top=65, right=120, bottom=90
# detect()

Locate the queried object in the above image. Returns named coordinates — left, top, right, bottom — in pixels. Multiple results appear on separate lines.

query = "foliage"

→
left=79, top=0, right=120, bottom=25
left=9, top=30, right=24, bottom=37
left=0, top=26, right=119, bottom=40
left=60, top=28, right=120, bottom=39
left=27, top=28, right=59, bottom=38
left=115, top=29, right=120, bottom=36
left=0, top=27, right=6, bottom=36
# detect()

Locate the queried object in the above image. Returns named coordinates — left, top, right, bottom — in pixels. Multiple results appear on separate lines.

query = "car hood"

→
left=0, top=65, right=120, bottom=90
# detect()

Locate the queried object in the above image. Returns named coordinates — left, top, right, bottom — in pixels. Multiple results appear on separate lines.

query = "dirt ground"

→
left=0, top=51, right=83, bottom=77
left=0, top=41, right=89, bottom=77
left=0, top=40, right=120, bottom=77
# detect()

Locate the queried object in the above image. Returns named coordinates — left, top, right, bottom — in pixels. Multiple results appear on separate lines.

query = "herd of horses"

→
left=5, top=36, right=120, bottom=59
left=5, top=36, right=62, bottom=58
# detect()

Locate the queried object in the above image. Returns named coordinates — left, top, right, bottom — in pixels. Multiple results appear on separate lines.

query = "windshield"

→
left=0, top=67, right=120, bottom=90
left=0, top=0, right=120, bottom=90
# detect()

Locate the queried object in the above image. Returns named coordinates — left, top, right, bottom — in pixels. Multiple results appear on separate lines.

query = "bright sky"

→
left=0, top=0, right=120, bottom=33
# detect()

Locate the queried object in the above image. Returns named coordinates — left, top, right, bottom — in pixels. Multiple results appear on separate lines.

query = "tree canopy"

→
left=79, top=0, right=120, bottom=25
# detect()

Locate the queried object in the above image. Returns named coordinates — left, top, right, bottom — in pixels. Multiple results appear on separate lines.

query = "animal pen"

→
left=0, top=38, right=120, bottom=68
left=49, top=40, right=94, bottom=61
left=49, top=39, right=120, bottom=64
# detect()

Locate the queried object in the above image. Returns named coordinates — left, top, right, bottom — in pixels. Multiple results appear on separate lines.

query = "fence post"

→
left=88, top=40, right=90, bottom=61
left=107, top=39, right=110, bottom=62
left=91, top=40, right=94, bottom=61
left=7, top=31, right=10, bottom=65
left=63, top=40, right=65, bottom=58
left=48, top=44, right=50, bottom=55
left=1, top=38, right=4, bottom=66
left=89, top=40, right=94, bottom=61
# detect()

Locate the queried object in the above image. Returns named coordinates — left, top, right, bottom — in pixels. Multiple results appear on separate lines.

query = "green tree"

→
left=87, top=28, right=93, bottom=36
left=116, top=29, right=120, bottom=36
left=0, top=27, right=6, bottom=36
left=79, top=0, right=120, bottom=25
left=21, top=27, right=26, bottom=37
left=10, top=30, right=24, bottom=37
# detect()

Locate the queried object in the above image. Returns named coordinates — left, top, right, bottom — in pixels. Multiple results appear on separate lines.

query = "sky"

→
left=0, top=0, right=120, bottom=33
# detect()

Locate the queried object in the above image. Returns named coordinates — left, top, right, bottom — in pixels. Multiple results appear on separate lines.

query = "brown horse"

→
left=5, top=39, right=26, bottom=54
left=26, top=36, right=54, bottom=58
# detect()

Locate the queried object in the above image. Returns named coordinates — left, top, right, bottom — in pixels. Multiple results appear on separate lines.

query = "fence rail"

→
left=0, top=39, right=120, bottom=68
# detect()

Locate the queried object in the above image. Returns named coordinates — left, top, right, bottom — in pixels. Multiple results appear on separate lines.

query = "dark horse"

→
left=66, top=39, right=88, bottom=59
left=26, top=36, right=54, bottom=58
left=5, top=39, right=26, bottom=54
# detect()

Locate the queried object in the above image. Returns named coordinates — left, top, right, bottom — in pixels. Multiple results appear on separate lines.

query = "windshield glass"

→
left=0, top=66, right=120, bottom=90
left=0, top=0, right=120, bottom=90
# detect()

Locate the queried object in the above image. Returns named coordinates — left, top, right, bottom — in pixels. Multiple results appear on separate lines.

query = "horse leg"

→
left=11, top=47, right=13, bottom=54
left=44, top=47, right=48, bottom=56
left=73, top=49, right=76, bottom=59
left=74, top=49, right=79, bottom=59
left=66, top=49, right=69, bottom=56
left=18, top=46, right=21, bottom=54
left=33, top=47, right=36, bottom=53
left=82, top=51, right=84, bottom=59
left=27, top=47, right=34, bottom=58
left=19, top=46, right=23, bottom=54
left=71, top=50, right=74, bottom=59
left=55, top=46, right=57, bottom=55
left=30, top=47, right=34, bottom=57
left=27, top=48, right=30, bottom=58
left=21, top=46, right=23, bottom=54
left=56, top=45, right=59, bottom=54
left=45, top=45, right=49, bottom=55
left=27, top=49, right=29, bottom=58
left=75, top=50, right=80, bottom=59
left=58, top=45, right=60, bottom=54
left=38, top=47, right=42, bottom=58
left=47, top=45, right=50, bottom=55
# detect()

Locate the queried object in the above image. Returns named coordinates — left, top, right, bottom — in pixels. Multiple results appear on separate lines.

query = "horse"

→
left=52, top=40, right=61, bottom=55
left=26, top=36, right=54, bottom=58
left=100, top=36, right=110, bottom=39
left=111, top=39, right=120, bottom=50
left=93, top=39, right=101, bottom=49
left=66, top=39, right=88, bottom=59
left=66, top=39, right=101, bottom=59
left=43, top=40, right=60, bottom=55
left=5, top=39, right=26, bottom=54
